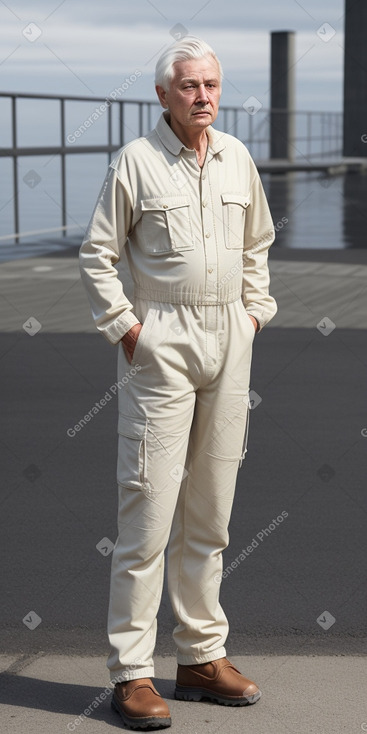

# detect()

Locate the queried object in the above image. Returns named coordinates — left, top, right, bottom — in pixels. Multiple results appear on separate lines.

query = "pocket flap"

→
left=221, top=192, right=250, bottom=208
left=118, top=414, right=146, bottom=439
left=141, top=195, right=190, bottom=212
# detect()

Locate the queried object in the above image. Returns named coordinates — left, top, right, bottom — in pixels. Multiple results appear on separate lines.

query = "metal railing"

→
left=0, top=91, right=343, bottom=243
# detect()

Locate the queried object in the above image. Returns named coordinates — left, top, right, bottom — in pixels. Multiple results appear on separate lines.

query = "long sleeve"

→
left=79, top=165, right=140, bottom=345
left=241, top=161, right=278, bottom=330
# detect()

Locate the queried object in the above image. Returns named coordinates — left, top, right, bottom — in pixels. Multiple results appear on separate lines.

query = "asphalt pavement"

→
left=0, top=239, right=366, bottom=733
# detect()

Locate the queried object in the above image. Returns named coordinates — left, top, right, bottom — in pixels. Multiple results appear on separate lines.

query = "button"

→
left=162, top=204, right=168, bottom=209
left=208, top=268, right=213, bottom=274
left=202, top=202, right=206, bottom=207
left=205, top=232, right=210, bottom=238
left=202, top=175, right=206, bottom=180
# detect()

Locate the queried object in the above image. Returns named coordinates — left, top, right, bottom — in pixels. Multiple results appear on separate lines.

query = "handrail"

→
left=1, top=91, right=337, bottom=114
left=0, top=223, right=83, bottom=243
left=0, top=91, right=343, bottom=244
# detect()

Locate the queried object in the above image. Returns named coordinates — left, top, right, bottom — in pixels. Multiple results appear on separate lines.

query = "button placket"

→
left=200, top=163, right=218, bottom=300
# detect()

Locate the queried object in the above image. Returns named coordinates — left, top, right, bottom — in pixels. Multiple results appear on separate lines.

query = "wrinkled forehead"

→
left=171, top=55, right=221, bottom=84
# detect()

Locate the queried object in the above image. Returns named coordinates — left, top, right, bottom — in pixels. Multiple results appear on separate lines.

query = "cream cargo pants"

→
left=107, top=296, right=255, bottom=680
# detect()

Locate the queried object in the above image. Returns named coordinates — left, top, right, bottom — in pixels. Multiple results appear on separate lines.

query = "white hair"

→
left=155, top=36, right=223, bottom=91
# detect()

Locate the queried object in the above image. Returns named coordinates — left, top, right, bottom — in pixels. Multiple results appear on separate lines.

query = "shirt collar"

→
left=155, top=110, right=226, bottom=157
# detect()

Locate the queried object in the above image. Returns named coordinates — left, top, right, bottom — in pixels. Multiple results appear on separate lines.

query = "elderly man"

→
left=79, top=36, right=277, bottom=730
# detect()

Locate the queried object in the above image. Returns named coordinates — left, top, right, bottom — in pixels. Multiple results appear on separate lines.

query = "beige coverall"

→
left=79, top=111, right=277, bottom=681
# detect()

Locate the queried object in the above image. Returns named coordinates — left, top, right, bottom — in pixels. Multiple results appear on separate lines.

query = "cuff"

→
left=246, top=312, right=263, bottom=332
left=177, top=646, right=227, bottom=666
left=102, top=311, right=140, bottom=345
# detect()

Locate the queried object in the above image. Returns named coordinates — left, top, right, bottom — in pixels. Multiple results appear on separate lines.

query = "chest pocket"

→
left=140, top=195, right=195, bottom=255
left=221, top=193, right=250, bottom=249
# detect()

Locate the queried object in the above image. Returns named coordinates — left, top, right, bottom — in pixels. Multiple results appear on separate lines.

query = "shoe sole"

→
left=111, top=696, right=172, bottom=729
left=174, top=685, right=261, bottom=706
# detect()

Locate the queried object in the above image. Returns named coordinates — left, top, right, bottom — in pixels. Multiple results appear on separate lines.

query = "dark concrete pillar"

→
left=270, top=31, right=296, bottom=160
left=343, top=0, right=367, bottom=157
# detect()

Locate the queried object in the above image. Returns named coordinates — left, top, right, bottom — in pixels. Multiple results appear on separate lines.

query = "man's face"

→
left=156, top=56, right=221, bottom=133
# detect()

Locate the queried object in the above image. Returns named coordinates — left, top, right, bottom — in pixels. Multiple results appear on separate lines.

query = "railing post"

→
left=233, top=108, right=238, bottom=139
left=139, top=102, right=143, bottom=137
left=248, top=113, right=253, bottom=153
left=108, top=102, right=112, bottom=163
left=11, top=96, right=20, bottom=243
left=223, top=108, right=228, bottom=134
left=147, top=103, right=152, bottom=132
left=119, top=102, right=124, bottom=147
left=60, top=99, right=67, bottom=236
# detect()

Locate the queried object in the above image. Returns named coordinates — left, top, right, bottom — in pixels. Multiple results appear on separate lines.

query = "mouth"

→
left=193, top=111, right=210, bottom=116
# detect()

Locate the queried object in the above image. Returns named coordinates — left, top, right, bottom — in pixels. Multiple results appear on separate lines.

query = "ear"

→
left=155, top=85, right=168, bottom=109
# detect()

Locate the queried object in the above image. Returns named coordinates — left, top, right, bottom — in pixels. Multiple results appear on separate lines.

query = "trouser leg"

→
left=107, top=301, right=196, bottom=680
left=167, top=299, right=254, bottom=664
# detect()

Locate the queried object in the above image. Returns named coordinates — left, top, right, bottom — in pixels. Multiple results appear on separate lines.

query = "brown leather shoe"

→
left=111, top=678, right=171, bottom=729
left=175, top=657, right=261, bottom=706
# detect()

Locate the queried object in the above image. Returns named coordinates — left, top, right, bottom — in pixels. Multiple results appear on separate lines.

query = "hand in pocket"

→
left=121, top=323, right=143, bottom=363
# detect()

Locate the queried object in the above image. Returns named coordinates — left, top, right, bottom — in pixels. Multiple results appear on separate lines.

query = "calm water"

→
left=1, top=153, right=367, bottom=249
left=263, top=171, right=367, bottom=250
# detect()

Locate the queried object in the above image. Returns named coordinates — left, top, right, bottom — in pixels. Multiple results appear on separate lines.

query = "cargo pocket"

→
left=141, top=195, right=195, bottom=255
left=239, top=396, right=251, bottom=467
left=221, top=192, right=250, bottom=249
left=117, top=415, right=148, bottom=490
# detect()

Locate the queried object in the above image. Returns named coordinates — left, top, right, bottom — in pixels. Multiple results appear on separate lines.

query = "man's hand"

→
left=121, top=323, right=142, bottom=363
left=248, top=315, right=259, bottom=333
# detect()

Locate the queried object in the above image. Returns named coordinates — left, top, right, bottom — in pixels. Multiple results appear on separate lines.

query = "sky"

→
left=0, top=0, right=346, bottom=111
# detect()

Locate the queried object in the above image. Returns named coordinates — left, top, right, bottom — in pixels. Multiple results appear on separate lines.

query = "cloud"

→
left=0, top=6, right=344, bottom=109
left=0, top=0, right=345, bottom=30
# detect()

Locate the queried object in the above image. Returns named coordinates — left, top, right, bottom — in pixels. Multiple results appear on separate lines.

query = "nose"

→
left=196, top=84, right=209, bottom=104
